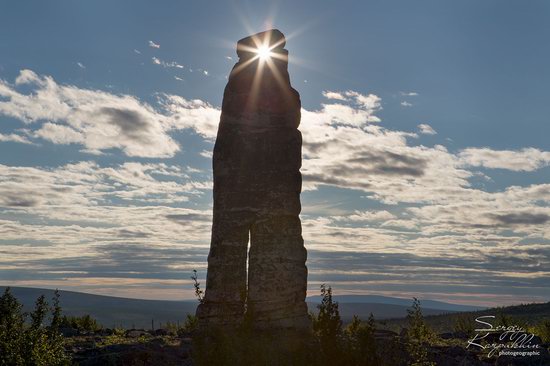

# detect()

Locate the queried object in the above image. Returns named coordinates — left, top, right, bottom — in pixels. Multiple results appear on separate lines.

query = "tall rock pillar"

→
left=196, top=29, right=310, bottom=329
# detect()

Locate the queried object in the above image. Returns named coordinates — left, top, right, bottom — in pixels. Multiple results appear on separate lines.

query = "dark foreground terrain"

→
left=63, top=326, right=549, bottom=366
left=63, top=299, right=550, bottom=365
left=65, top=331, right=193, bottom=366
left=2, top=286, right=549, bottom=365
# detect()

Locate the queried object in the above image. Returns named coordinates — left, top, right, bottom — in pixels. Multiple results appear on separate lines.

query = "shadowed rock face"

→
left=196, top=29, right=310, bottom=329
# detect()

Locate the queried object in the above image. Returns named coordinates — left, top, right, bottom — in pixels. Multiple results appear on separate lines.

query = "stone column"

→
left=197, top=29, right=310, bottom=330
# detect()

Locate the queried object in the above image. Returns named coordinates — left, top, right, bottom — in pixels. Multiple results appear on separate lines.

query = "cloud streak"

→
left=148, top=40, right=160, bottom=49
left=458, top=147, right=550, bottom=171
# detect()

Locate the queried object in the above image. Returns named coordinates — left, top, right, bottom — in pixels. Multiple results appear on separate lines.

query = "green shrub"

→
left=309, top=284, right=346, bottom=365
left=0, top=288, right=70, bottom=366
left=452, top=314, right=475, bottom=336
left=191, top=269, right=204, bottom=304
left=405, top=298, right=435, bottom=366
left=0, top=287, right=25, bottom=365
left=164, top=318, right=196, bottom=336
left=344, top=313, right=379, bottom=365
left=495, top=310, right=514, bottom=327
left=60, top=314, right=102, bottom=332
left=314, top=284, right=342, bottom=336
left=183, top=313, right=199, bottom=333
left=534, top=319, right=550, bottom=343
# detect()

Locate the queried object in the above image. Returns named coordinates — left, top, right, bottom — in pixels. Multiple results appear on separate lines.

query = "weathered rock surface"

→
left=196, top=29, right=309, bottom=329
left=71, top=337, right=192, bottom=366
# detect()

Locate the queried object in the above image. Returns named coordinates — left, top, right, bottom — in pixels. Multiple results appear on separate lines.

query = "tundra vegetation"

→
left=1, top=282, right=549, bottom=365
left=193, top=283, right=444, bottom=366
left=0, top=287, right=69, bottom=366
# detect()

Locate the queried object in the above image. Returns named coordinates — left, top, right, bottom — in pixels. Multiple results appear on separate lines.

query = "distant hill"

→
left=306, top=294, right=484, bottom=312
left=1, top=287, right=197, bottom=329
left=382, top=301, right=550, bottom=333
left=307, top=302, right=461, bottom=323
left=0, top=286, right=490, bottom=329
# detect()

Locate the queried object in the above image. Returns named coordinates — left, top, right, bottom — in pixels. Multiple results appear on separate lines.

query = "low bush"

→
left=0, top=288, right=70, bottom=366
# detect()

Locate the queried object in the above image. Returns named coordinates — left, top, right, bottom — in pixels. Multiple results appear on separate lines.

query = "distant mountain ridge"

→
left=306, top=294, right=485, bottom=312
left=1, top=286, right=197, bottom=329
left=1, top=286, right=484, bottom=329
left=384, top=300, right=550, bottom=333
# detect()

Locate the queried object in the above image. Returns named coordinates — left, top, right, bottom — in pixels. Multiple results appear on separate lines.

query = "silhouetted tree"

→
left=312, top=284, right=343, bottom=364
left=405, top=298, right=435, bottom=366
left=344, top=313, right=379, bottom=365
left=191, top=269, right=204, bottom=304
left=0, top=287, right=25, bottom=365
left=30, top=295, right=48, bottom=329
left=50, top=289, right=62, bottom=332
left=0, top=287, right=69, bottom=365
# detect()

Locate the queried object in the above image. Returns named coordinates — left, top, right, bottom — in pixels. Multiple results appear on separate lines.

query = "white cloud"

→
left=0, top=160, right=214, bottom=299
left=332, top=210, right=396, bottom=222
left=322, top=91, right=346, bottom=100
left=400, top=91, right=418, bottom=96
left=199, top=149, right=213, bottom=158
left=0, top=132, right=33, bottom=144
left=148, top=40, right=160, bottom=49
left=299, top=91, right=471, bottom=206
left=322, top=90, right=382, bottom=112
left=0, top=161, right=209, bottom=209
left=344, top=91, right=381, bottom=111
left=15, top=69, right=44, bottom=86
left=152, top=57, right=184, bottom=69
left=33, top=123, right=84, bottom=144
left=400, top=101, right=413, bottom=107
left=2, top=74, right=549, bottom=303
left=418, top=123, right=437, bottom=135
left=458, top=147, right=550, bottom=172
left=159, top=94, right=220, bottom=138
left=77, top=62, right=86, bottom=69
left=0, top=70, right=220, bottom=158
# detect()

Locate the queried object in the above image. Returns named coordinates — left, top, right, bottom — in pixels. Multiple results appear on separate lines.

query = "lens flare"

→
left=256, top=45, right=272, bottom=61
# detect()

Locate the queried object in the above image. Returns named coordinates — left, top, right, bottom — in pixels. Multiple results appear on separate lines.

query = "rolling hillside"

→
left=382, top=301, right=550, bottom=333
left=1, top=286, right=481, bottom=328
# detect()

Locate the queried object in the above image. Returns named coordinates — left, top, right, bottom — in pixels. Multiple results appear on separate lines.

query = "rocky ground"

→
left=64, top=329, right=193, bottom=366
left=63, top=328, right=550, bottom=366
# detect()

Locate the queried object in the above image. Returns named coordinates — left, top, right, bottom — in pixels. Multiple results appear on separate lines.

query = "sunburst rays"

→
left=233, top=30, right=292, bottom=112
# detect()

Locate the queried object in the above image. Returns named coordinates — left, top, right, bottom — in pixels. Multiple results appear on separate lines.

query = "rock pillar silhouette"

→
left=196, top=29, right=310, bottom=329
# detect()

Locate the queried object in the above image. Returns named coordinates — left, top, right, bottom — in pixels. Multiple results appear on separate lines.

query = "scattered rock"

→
left=60, top=327, right=79, bottom=337
left=154, top=328, right=170, bottom=336
left=429, top=345, right=489, bottom=366
left=126, top=329, right=149, bottom=338
left=440, top=331, right=470, bottom=340
left=373, top=329, right=399, bottom=340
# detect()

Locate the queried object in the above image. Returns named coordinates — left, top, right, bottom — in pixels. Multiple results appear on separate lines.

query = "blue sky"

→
left=1, top=0, right=549, bottom=306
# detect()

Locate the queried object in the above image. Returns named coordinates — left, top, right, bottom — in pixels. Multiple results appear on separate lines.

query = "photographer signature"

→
left=466, top=315, right=540, bottom=357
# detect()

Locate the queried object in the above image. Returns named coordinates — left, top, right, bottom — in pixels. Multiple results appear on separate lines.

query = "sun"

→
left=255, top=45, right=272, bottom=61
